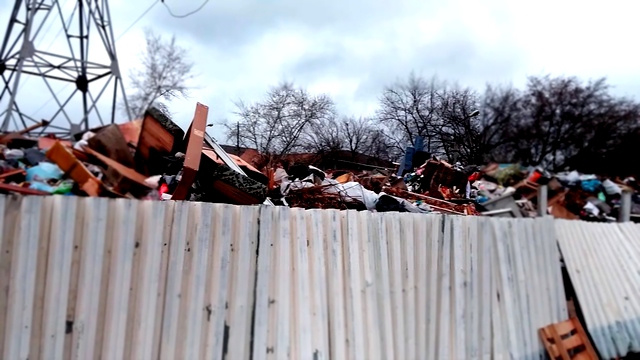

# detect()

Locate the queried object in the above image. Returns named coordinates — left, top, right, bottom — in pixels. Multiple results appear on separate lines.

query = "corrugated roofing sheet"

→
left=252, top=208, right=567, bottom=359
left=0, top=195, right=567, bottom=359
left=556, top=220, right=640, bottom=359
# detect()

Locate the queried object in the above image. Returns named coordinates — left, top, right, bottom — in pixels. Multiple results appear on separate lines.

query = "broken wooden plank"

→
left=428, top=204, right=465, bottom=215
left=134, top=108, right=185, bottom=176
left=45, top=141, right=102, bottom=197
left=87, top=124, right=137, bottom=192
left=87, top=124, right=135, bottom=168
left=0, top=169, right=26, bottom=181
left=202, top=149, right=261, bottom=175
left=385, top=188, right=458, bottom=206
left=210, top=179, right=263, bottom=205
left=38, top=137, right=72, bottom=150
left=0, top=120, right=50, bottom=143
left=118, top=119, right=142, bottom=147
left=83, top=147, right=153, bottom=197
left=171, top=103, right=208, bottom=200
left=202, top=163, right=267, bottom=205
left=0, top=183, right=49, bottom=195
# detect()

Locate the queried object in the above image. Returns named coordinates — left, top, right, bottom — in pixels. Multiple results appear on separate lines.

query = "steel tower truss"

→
left=0, top=0, right=130, bottom=138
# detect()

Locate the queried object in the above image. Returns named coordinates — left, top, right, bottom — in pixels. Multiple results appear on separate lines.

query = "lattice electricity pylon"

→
left=0, top=0, right=131, bottom=138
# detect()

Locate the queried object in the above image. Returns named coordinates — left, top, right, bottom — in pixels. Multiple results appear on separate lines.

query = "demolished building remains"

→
left=0, top=102, right=636, bottom=223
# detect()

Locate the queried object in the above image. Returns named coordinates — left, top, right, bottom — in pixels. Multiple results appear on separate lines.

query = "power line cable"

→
left=161, top=0, right=210, bottom=18
left=116, top=0, right=160, bottom=41
left=44, top=0, right=77, bottom=52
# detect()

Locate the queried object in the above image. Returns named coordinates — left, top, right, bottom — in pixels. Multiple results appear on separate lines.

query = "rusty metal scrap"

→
left=384, top=187, right=479, bottom=215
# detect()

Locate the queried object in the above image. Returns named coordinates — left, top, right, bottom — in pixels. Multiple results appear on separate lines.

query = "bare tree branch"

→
left=123, top=28, right=194, bottom=119
left=224, top=82, right=335, bottom=162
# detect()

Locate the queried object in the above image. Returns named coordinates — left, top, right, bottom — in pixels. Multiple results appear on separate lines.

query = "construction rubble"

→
left=0, top=102, right=637, bottom=222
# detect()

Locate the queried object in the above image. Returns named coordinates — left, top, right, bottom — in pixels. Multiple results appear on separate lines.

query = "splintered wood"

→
left=539, top=318, right=598, bottom=360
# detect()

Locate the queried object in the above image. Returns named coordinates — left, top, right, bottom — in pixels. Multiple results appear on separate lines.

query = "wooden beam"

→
left=171, top=103, right=209, bottom=200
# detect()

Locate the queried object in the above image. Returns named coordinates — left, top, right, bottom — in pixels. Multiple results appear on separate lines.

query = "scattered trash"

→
left=0, top=101, right=635, bottom=221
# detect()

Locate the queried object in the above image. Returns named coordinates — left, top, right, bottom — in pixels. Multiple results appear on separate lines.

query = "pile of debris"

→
left=0, top=102, right=479, bottom=216
left=0, top=103, right=270, bottom=205
left=266, top=160, right=480, bottom=215
left=471, top=163, right=640, bottom=221
left=2, top=102, right=636, bottom=221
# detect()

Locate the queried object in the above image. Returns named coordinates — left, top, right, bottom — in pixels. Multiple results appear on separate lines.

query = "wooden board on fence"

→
left=539, top=318, right=598, bottom=360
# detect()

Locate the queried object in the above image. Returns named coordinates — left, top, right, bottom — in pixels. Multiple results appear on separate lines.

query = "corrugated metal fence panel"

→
left=251, top=207, right=567, bottom=360
left=0, top=195, right=258, bottom=360
left=0, top=195, right=568, bottom=359
left=490, top=217, right=568, bottom=359
left=556, top=220, right=640, bottom=359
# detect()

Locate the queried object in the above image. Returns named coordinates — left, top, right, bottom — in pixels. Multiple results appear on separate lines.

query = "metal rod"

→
left=110, top=75, right=118, bottom=123
left=0, top=0, right=24, bottom=58
left=104, top=0, right=130, bottom=120
left=537, top=184, right=548, bottom=217
left=481, top=208, right=515, bottom=216
left=0, top=119, right=49, bottom=138
left=619, top=191, right=632, bottom=222
left=2, top=0, right=36, bottom=131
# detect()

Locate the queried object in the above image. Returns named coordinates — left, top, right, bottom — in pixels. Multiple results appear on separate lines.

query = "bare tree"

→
left=225, top=82, right=335, bottom=160
left=342, top=116, right=393, bottom=160
left=341, top=116, right=375, bottom=157
left=303, top=116, right=345, bottom=153
left=376, top=72, right=640, bottom=174
left=376, top=73, right=485, bottom=161
left=376, top=73, right=444, bottom=154
left=466, top=75, right=640, bottom=172
left=508, top=75, right=640, bottom=170
left=362, top=127, right=392, bottom=161
left=434, top=86, right=481, bottom=163
left=303, top=115, right=393, bottom=160
left=473, top=84, right=524, bottom=163
left=124, top=28, right=194, bottom=119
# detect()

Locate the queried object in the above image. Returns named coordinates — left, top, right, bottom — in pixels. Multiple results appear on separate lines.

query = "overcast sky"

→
left=1, top=0, right=639, bottom=141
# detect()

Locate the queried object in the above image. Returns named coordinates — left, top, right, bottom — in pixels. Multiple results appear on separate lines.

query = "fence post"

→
left=537, top=185, right=548, bottom=217
left=619, top=191, right=632, bottom=222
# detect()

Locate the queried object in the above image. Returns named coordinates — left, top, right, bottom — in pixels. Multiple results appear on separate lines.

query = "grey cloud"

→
left=9, top=0, right=635, bottom=138
left=286, top=42, right=350, bottom=78
left=282, top=20, right=525, bottom=110
left=156, top=0, right=444, bottom=51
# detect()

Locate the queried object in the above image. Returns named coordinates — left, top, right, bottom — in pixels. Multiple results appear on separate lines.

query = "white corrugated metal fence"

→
left=0, top=195, right=567, bottom=359
left=556, top=220, right=640, bottom=359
